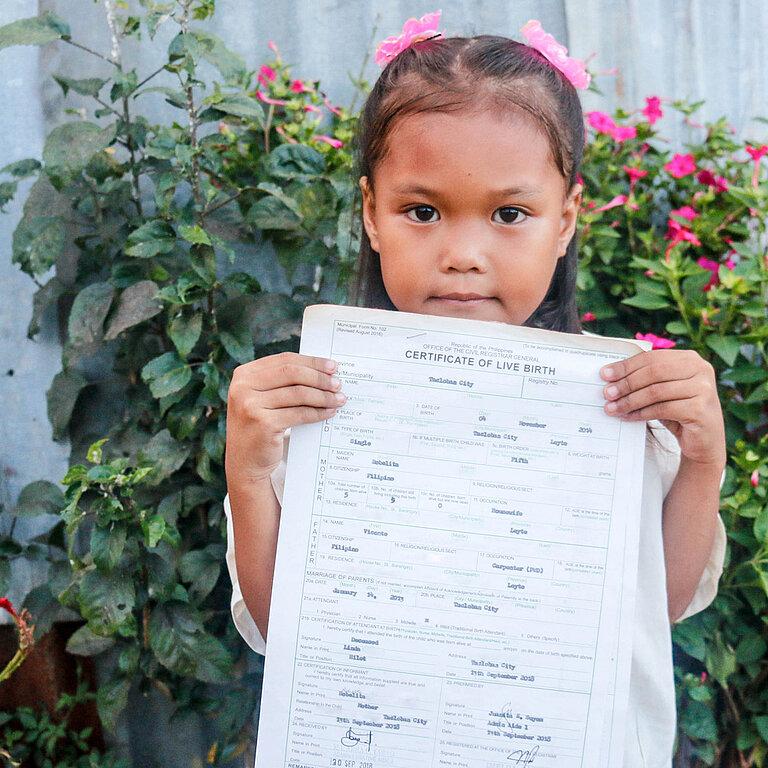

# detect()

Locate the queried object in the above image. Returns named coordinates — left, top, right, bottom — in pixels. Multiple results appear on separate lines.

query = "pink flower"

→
left=670, top=206, right=698, bottom=222
left=746, top=144, right=768, bottom=161
left=374, top=11, right=443, bottom=68
left=664, top=153, right=696, bottom=179
left=587, top=111, right=616, bottom=135
left=611, top=125, right=637, bottom=142
left=257, top=64, right=276, bottom=88
left=664, top=153, right=697, bottom=179
left=746, top=144, right=768, bottom=187
left=322, top=92, right=342, bottom=117
left=267, top=41, right=278, bottom=53
left=593, top=195, right=638, bottom=213
left=304, top=104, right=323, bottom=117
left=576, top=172, right=584, bottom=186
left=751, top=469, right=760, bottom=488
left=255, top=91, right=287, bottom=106
left=700, top=672, right=708, bottom=683
left=644, top=269, right=655, bottom=276
left=313, top=135, right=343, bottom=149
left=581, top=311, right=596, bottom=322
left=642, top=96, right=663, bottom=125
left=520, top=20, right=591, bottom=89
left=697, top=169, right=729, bottom=192
left=636, top=333, right=676, bottom=349
left=291, top=79, right=312, bottom=93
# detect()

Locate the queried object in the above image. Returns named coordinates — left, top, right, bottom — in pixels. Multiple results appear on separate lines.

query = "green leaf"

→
left=66, top=625, right=116, bottom=656
left=12, top=214, right=65, bottom=276
left=622, top=291, right=671, bottom=310
left=168, top=311, right=202, bottom=357
left=0, top=560, right=10, bottom=595
left=11, top=480, right=65, bottom=517
left=46, top=370, right=88, bottom=441
left=177, top=224, right=211, bottom=245
left=141, top=515, right=166, bottom=548
left=86, top=438, right=109, bottom=464
left=193, top=31, right=247, bottom=85
left=216, top=295, right=255, bottom=364
left=247, top=194, right=302, bottom=231
left=28, top=276, right=65, bottom=338
left=257, top=181, right=303, bottom=217
left=756, top=716, right=768, bottom=743
left=78, top=570, right=135, bottom=636
left=265, top=143, right=325, bottom=179
left=148, top=601, right=232, bottom=682
left=179, top=544, right=225, bottom=602
left=206, top=93, right=265, bottom=125
left=0, top=12, right=70, bottom=50
left=67, top=282, right=114, bottom=348
left=705, top=637, right=737, bottom=687
left=680, top=700, right=718, bottom=741
left=97, top=676, right=131, bottom=731
left=706, top=335, right=742, bottom=366
left=42, top=121, right=115, bottom=188
left=124, top=220, right=176, bottom=259
left=104, top=280, right=162, bottom=339
left=137, top=429, right=191, bottom=485
left=141, top=352, right=192, bottom=399
left=754, top=506, right=768, bottom=544
left=53, top=74, right=107, bottom=98
left=735, top=632, right=766, bottom=663
left=91, top=522, right=127, bottom=573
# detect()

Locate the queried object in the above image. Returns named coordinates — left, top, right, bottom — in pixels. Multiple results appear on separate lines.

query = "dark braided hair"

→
left=354, top=35, right=585, bottom=333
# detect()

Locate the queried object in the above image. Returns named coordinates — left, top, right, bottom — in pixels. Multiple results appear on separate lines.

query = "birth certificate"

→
left=254, top=305, right=648, bottom=768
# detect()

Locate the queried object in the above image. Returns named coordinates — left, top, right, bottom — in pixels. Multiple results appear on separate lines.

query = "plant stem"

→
left=63, top=39, right=116, bottom=65
left=136, top=65, right=167, bottom=91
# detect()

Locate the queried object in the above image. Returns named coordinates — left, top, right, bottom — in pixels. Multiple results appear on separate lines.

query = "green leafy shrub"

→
left=1, top=3, right=767, bottom=766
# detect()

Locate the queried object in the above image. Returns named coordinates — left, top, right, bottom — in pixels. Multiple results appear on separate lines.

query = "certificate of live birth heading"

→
left=254, top=305, right=648, bottom=768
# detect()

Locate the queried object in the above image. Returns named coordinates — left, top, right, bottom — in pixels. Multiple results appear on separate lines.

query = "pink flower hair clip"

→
left=520, top=20, right=591, bottom=90
left=374, top=11, right=443, bottom=68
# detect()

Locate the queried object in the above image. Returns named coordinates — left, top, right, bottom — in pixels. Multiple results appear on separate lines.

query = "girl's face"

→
left=361, top=109, right=581, bottom=325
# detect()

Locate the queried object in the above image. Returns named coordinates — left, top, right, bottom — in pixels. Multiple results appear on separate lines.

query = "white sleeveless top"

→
left=224, top=424, right=725, bottom=768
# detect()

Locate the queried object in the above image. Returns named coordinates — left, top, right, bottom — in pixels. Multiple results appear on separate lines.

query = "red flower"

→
left=697, top=257, right=735, bottom=291
left=255, top=91, right=287, bottom=106
left=636, top=333, right=676, bottom=349
left=581, top=311, right=596, bottom=322
left=665, top=218, right=701, bottom=257
left=313, top=135, right=343, bottom=149
left=664, top=153, right=697, bottom=178
left=624, top=166, right=648, bottom=182
left=752, top=470, right=760, bottom=488
left=670, top=205, right=698, bottom=222
left=746, top=144, right=768, bottom=162
left=697, top=169, right=729, bottom=192
left=322, top=92, right=342, bottom=117
left=0, top=597, right=19, bottom=621
left=642, top=96, right=663, bottom=125
left=291, top=79, right=312, bottom=93
left=593, top=195, right=638, bottom=213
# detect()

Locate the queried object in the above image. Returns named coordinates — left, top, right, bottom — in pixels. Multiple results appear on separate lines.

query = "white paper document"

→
left=255, top=305, right=648, bottom=768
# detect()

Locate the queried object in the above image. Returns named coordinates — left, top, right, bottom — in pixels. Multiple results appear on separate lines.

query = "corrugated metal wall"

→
left=1, top=0, right=766, bottom=763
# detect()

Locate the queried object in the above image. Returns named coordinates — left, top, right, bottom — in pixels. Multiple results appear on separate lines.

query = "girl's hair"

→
left=354, top=35, right=585, bottom=333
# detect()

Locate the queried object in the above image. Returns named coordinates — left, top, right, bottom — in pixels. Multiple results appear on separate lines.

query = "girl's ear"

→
left=360, top=176, right=380, bottom=252
left=557, top=182, right=582, bottom=258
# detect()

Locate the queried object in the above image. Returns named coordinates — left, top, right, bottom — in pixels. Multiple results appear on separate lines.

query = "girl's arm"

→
left=225, top=353, right=345, bottom=639
left=600, top=349, right=726, bottom=623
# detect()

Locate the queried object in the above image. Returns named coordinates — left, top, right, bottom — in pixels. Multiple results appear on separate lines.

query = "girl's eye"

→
left=492, top=207, right=527, bottom=224
left=406, top=205, right=439, bottom=223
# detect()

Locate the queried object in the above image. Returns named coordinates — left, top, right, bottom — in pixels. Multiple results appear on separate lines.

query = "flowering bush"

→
left=0, top=3, right=766, bottom=766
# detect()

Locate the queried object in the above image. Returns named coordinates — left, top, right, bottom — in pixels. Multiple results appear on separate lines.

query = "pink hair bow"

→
left=374, top=11, right=443, bottom=68
left=520, top=20, right=591, bottom=90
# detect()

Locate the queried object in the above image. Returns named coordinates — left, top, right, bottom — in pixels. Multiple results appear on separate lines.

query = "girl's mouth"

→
left=434, top=293, right=491, bottom=302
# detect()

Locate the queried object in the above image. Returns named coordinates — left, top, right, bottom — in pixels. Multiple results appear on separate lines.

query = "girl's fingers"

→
left=231, top=353, right=341, bottom=395
left=270, top=405, right=340, bottom=432
left=601, top=350, right=701, bottom=398
left=260, top=384, right=347, bottom=411
left=604, top=378, right=701, bottom=417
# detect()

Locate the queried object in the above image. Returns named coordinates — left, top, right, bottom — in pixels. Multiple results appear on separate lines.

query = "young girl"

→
left=224, top=19, right=726, bottom=767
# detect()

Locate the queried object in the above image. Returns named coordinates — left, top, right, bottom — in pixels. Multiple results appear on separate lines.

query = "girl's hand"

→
left=600, top=349, right=726, bottom=468
left=225, top=352, right=346, bottom=485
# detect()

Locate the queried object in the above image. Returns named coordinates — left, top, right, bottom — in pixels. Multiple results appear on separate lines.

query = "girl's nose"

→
left=438, top=224, right=490, bottom=272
